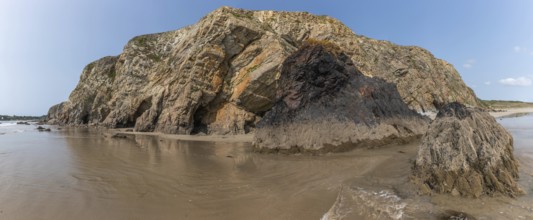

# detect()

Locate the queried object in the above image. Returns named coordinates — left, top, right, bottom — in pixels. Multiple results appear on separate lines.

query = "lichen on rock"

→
left=412, top=102, right=522, bottom=197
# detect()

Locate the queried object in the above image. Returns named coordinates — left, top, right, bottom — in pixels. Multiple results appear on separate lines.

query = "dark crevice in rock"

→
left=118, top=120, right=135, bottom=129
left=81, top=113, right=89, bottom=124
left=243, top=120, right=255, bottom=134
left=191, top=106, right=209, bottom=135
left=134, top=94, right=164, bottom=132
left=134, top=98, right=152, bottom=119
left=118, top=98, right=153, bottom=128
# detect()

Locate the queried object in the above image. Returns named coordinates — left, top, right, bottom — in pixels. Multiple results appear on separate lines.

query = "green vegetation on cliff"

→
left=482, top=100, right=533, bottom=109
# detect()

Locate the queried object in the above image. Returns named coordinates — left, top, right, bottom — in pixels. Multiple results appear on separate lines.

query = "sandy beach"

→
left=109, top=128, right=254, bottom=143
left=3, top=113, right=533, bottom=219
left=489, top=107, right=533, bottom=118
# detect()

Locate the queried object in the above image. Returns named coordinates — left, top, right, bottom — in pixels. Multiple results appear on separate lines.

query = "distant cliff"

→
left=0, top=115, right=46, bottom=121
left=48, top=6, right=482, bottom=135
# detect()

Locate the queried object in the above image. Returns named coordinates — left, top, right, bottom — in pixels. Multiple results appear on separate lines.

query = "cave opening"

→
left=191, top=106, right=208, bottom=135
left=120, top=98, right=152, bottom=128
left=244, top=120, right=255, bottom=134
left=81, top=113, right=90, bottom=124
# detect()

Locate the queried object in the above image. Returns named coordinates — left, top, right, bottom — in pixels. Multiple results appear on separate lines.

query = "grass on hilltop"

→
left=482, top=100, right=533, bottom=109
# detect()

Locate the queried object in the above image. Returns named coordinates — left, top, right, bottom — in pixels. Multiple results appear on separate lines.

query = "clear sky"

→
left=1, top=0, right=533, bottom=115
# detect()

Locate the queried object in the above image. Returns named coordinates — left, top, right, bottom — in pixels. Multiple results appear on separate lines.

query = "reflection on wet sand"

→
left=61, top=129, right=340, bottom=219
left=0, top=118, right=532, bottom=219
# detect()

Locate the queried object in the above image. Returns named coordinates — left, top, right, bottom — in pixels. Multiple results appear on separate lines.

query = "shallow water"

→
left=0, top=116, right=532, bottom=219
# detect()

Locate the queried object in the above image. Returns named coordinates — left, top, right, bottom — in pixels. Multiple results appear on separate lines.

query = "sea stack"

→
left=412, top=102, right=522, bottom=197
left=47, top=7, right=482, bottom=134
left=253, top=41, right=429, bottom=153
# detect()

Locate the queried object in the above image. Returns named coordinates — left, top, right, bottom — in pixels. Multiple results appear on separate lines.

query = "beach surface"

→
left=109, top=128, right=254, bottom=143
left=0, top=111, right=532, bottom=219
left=489, top=107, right=533, bottom=118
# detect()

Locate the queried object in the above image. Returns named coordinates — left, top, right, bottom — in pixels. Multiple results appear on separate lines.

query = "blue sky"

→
left=1, top=0, right=533, bottom=115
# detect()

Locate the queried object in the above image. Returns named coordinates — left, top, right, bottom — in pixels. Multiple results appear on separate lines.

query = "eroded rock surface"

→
left=48, top=7, right=481, bottom=134
left=412, top=102, right=521, bottom=197
left=253, top=43, right=429, bottom=152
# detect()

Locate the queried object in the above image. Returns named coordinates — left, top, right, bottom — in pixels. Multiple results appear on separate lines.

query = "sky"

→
left=1, top=0, right=533, bottom=115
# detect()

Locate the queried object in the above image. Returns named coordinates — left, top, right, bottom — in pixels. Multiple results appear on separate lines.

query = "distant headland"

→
left=0, top=115, right=46, bottom=121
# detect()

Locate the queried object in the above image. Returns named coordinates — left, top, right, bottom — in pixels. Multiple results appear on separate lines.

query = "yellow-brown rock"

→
left=48, top=7, right=482, bottom=134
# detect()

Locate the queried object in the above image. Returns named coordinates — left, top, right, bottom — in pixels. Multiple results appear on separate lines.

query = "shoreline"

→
left=67, top=107, right=533, bottom=144
left=488, top=107, right=533, bottom=118
left=109, top=128, right=254, bottom=143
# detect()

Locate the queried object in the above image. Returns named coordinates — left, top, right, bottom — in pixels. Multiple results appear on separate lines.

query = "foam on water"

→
left=0, top=122, right=17, bottom=127
left=321, top=186, right=406, bottom=220
left=0, top=121, right=31, bottom=134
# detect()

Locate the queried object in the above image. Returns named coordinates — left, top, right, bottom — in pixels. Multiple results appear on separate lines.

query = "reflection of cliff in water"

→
left=58, top=122, right=533, bottom=220
left=60, top=127, right=423, bottom=219
left=61, top=128, right=296, bottom=219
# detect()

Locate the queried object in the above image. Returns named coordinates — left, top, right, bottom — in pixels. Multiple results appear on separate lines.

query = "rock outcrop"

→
left=48, top=7, right=482, bottom=134
left=253, top=42, right=429, bottom=152
left=412, top=102, right=521, bottom=197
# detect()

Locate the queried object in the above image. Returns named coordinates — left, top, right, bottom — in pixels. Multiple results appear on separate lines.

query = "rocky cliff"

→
left=412, top=102, right=521, bottom=197
left=48, top=7, right=482, bottom=134
left=253, top=42, right=429, bottom=152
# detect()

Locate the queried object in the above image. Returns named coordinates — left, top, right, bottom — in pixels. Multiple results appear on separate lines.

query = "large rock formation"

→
left=48, top=7, right=482, bottom=134
left=253, top=42, right=429, bottom=152
left=412, top=102, right=522, bottom=197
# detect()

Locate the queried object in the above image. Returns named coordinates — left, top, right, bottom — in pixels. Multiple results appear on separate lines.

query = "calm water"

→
left=0, top=116, right=532, bottom=220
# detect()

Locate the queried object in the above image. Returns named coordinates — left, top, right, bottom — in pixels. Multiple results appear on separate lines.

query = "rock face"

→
left=48, top=7, right=482, bottom=134
left=253, top=42, right=429, bottom=152
left=412, top=102, right=521, bottom=197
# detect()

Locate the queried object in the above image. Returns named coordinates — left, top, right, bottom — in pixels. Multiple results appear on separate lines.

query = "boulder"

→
left=412, top=102, right=522, bottom=197
left=253, top=42, right=429, bottom=153
left=36, top=126, right=51, bottom=132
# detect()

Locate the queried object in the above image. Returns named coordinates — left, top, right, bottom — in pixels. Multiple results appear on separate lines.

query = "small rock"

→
left=438, top=210, right=476, bottom=220
left=17, top=121, right=30, bottom=125
left=111, top=133, right=128, bottom=139
left=36, top=126, right=51, bottom=132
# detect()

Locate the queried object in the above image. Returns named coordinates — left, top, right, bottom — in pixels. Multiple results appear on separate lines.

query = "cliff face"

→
left=48, top=7, right=482, bottom=134
left=254, top=43, right=429, bottom=152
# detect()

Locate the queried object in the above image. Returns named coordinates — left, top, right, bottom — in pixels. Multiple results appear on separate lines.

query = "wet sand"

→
left=0, top=115, right=533, bottom=219
left=0, top=127, right=420, bottom=219
left=110, top=128, right=254, bottom=143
